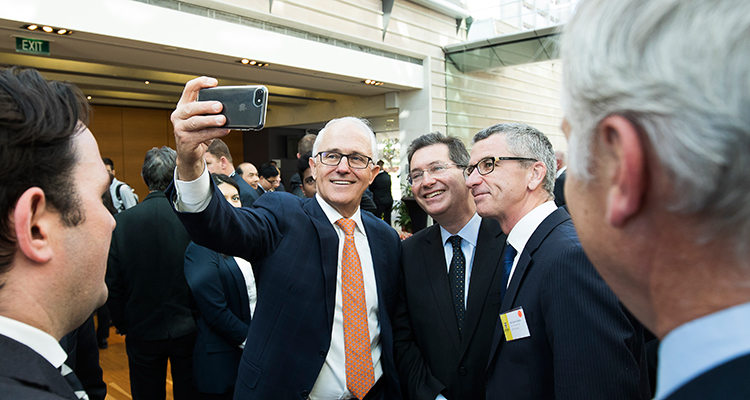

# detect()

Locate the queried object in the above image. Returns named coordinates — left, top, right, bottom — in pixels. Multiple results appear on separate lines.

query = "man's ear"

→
left=368, top=164, right=381, bottom=185
left=13, top=187, right=54, bottom=263
left=220, top=156, right=229, bottom=170
left=309, top=157, right=317, bottom=180
left=527, top=161, right=546, bottom=191
left=598, top=115, right=647, bottom=227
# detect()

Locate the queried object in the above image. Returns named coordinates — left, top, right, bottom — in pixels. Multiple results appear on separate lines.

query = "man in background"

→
left=465, top=123, right=650, bottom=399
left=394, top=133, right=506, bottom=400
left=205, top=139, right=256, bottom=207
left=560, top=0, right=750, bottom=398
left=106, top=146, right=197, bottom=400
left=290, top=133, right=318, bottom=198
left=0, top=67, right=115, bottom=399
left=256, top=162, right=280, bottom=196
left=103, top=157, right=139, bottom=212
left=370, top=160, right=393, bottom=224
left=553, top=150, right=566, bottom=207
left=235, top=162, right=261, bottom=205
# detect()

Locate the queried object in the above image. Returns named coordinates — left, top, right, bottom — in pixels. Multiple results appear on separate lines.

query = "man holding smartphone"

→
left=165, top=77, right=402, bottom=400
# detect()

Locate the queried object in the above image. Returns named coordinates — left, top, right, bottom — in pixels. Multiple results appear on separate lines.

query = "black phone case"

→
left=198, top=86, right=268, bottom=131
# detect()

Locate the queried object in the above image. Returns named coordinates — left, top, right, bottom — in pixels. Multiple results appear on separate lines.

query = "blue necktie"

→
left=500, top=243, right=517, bottom=302
left=448, top=235, right=466, bottom=333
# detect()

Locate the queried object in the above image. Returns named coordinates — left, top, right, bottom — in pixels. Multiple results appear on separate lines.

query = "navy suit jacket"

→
left=184, top=242, right=252, bottom=394
left=486, top=207, right=650, bottom=400
left=166, top=184, right=402, bottom=400
left=394, top=218, right=506, bottom=400
left=665, top=353, right=750, bottom=399
left=0, top=334, right=76, bottom=399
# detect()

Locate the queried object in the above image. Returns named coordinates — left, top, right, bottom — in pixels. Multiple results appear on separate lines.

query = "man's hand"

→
left=171, top=76, right=230, bottom=181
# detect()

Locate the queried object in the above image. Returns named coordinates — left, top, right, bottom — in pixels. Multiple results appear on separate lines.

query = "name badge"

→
left=500, top=307, right=531, bottom=341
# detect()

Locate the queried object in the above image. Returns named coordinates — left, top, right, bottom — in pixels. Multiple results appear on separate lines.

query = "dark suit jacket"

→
left=165, top=184, right=403, bottom=400
left=370, top=171, right=393, bottom=208
left=0, top=333, right=77, bottom=399
left=59, top=315, right=106, bottom=400
left=394, top=218, right=506, bottom=400
left=106, top=191, right=196, bottom=341
left=554, top=170, right=566, bottom=207
left=184, top=242, right=252, bottom=394
left=486, top=208, right=650, bottom=400
left=232, top=172, right=258, bottom=207
left=666, top=353, right=750, bottom=399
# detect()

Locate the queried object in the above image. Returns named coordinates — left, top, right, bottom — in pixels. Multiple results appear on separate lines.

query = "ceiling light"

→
left=144, top=81, right=150, bottom=85
left=87, top=96, right=92, bottom=100
left=57, top=29, right=67, bottom=35
left=241, top=59, right=250, bottom=64
left=27, top=25, right=38, bottom=31
left=22, top=24, right=73, bottom=35
left=237, top=59, right=269, bottom=67
left=249, top=60, right=257, bottom=65
left=42, top=26, right=53, bottom=33
left=363, top=79, right=384, bottom=86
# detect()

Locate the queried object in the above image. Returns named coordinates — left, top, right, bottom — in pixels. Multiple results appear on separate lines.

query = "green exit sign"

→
left=16, top=37, right=49, bottom=55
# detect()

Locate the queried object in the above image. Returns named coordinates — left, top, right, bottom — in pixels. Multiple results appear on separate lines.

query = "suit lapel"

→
left=422, top=225, right=462, bottom=351
left=225, top=256, right=252, bottom=321
left=304, top=199, right=339, bottom=332
left=460, top=219, right=505, bottom=357
left=488, top=208, right=570, bottom=366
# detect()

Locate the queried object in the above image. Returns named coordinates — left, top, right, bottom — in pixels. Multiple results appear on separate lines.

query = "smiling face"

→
left=310, top=120, right=379, bottom=218
left=410, top=143, right=475, bottom=229
left=465, top=134, right=538, bottom=233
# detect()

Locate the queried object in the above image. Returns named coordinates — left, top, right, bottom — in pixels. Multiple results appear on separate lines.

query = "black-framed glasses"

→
left=316, top=151, right=373, bottom=169
left=463, top=156, right=537, bottom=179
left=407, top=162, right=464, bottom=186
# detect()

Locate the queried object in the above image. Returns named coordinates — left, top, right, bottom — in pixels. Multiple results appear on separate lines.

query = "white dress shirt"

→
left=0, top=315, right=68, bottom=369
left=505, top=201, right=558, bottom=288
left=655, top=301, right=750, bottom=399
left=439, top=213, right=482, bottom=308
left=172, top=166, right=382, bottom=400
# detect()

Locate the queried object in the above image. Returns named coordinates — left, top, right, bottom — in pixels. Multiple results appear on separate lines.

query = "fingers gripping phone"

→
left=198, top=85, right=268, bottom=130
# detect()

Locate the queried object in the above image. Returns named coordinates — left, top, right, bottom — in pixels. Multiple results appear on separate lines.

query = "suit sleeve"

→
left=393, top=267, right=446, bottom=400
left=542, top=246, right=646, bottom=400
left=105, top=231, right=128, bottom=334
left=184, top=243, right=249, bottom=346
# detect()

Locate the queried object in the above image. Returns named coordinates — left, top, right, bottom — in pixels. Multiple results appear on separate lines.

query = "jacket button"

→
left=301, top=390, right=310, bottom=398
left=459, top=366, right=467, bottom=376
left=319, top=351, right=326, bottom=358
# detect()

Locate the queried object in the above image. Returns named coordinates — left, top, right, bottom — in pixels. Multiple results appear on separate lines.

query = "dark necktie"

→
left=500, top=243, right=517, bottom=302
left=448, top=235, right=466, bottom=333
left=60, top=363, right=90, bottom=400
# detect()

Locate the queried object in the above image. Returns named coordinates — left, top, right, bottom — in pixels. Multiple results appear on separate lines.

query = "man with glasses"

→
left=393, top=133, right=506, bottom=400
left=256, top=163, right=280, bottom=196
left=166, top=77, right=401, bottom=400
left=465, top=123, right=650, bottom=399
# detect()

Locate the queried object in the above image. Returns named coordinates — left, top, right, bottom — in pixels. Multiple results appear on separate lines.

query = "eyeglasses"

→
left=316, top=151, right=373, bottom=169
left=463, top=156, right=537, bottom=179
left=407, top=162, right=464, bottom=186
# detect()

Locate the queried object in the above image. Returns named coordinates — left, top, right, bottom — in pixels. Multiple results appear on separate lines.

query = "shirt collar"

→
left=440, top=213, right=482, bottom=247
left=507, top=201, right=558, bottom=252
left=315, top=193, right=365, bottom=235
left=0, top=315, right=68, bottom=368
left=556, top=166, right=567, bottom=178
left=655, top=301, right=750, bottom=399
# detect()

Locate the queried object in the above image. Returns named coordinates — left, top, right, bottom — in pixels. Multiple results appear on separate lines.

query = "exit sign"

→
left=16, top=37, right=49, bottom=55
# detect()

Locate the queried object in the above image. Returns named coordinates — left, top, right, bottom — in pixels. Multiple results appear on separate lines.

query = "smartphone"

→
left=198, top=85, right=268, bottom=130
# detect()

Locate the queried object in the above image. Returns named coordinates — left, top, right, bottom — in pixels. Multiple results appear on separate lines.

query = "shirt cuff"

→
left=173, top=164, right=212, bottom=213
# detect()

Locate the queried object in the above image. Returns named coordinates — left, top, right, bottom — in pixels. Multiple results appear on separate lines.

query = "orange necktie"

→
left=336, top=218, right=375, bottom=399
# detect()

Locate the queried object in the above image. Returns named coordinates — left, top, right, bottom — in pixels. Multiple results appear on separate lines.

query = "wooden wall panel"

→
left=89, top=105, right=243, bottom=202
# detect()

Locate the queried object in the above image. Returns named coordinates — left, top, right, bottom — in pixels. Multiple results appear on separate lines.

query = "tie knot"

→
left=336, top=218, right=356, bottom=236
left=448, top=235, right=462, bottom=249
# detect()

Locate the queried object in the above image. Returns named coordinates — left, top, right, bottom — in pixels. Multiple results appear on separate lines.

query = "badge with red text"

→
left=500, top=307, right=530, bottom=341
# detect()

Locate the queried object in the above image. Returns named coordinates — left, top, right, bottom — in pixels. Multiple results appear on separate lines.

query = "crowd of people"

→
left=0, top=0, right=748, bottom=399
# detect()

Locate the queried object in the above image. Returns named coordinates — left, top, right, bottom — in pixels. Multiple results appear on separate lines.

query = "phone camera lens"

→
left=254, top=89, right=264, bottom=106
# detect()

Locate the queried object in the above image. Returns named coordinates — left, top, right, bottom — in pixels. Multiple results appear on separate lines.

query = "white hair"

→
left=312, top=116, right=378, bottom=165
left=561, top=0, right=750, bottom=251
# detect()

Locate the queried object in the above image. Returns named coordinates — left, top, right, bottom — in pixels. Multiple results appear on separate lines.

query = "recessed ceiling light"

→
left=363, top=79, right=384, bottom=86
left=22, top=24, right=73, bottom=35
left=57, top=29, right=67, bottom=35
left=27, top=25, right=38, bottom=31
left=237, top=59, right=269, bottom=67
left=241, top=59, right=250, bottom=64
left=87, top=96, right=92, bottom=100
left=42, top=26, right=53, bottom=33
left=144, top=81, right=150, bottom=85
